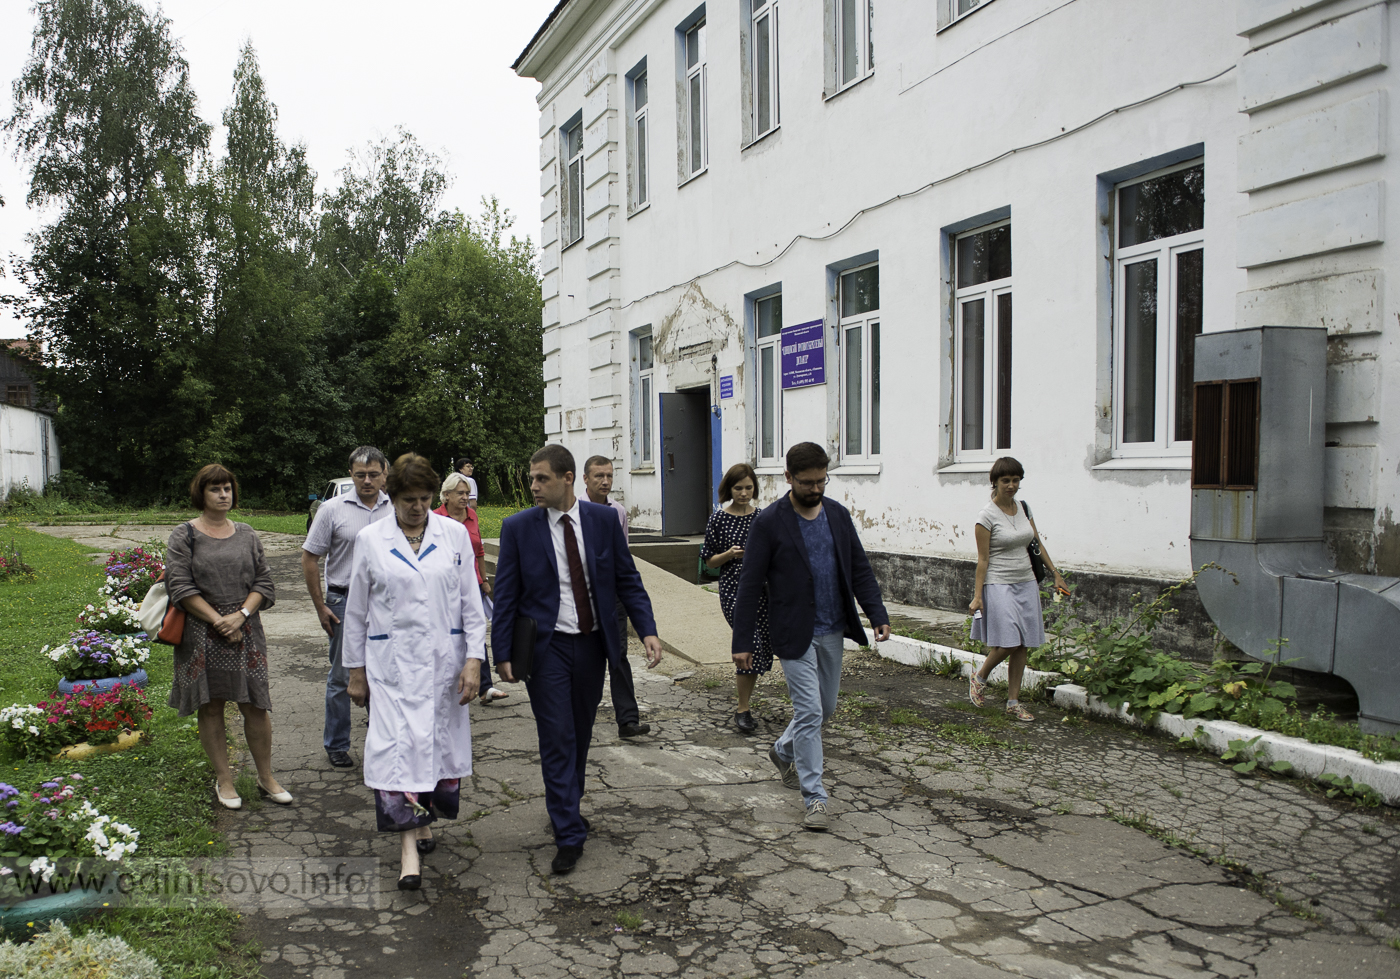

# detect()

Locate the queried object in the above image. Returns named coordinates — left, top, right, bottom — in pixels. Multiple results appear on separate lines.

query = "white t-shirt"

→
left=466, top=476, right=479, bottom=501
left=976, top=501, right=1035, bottom=585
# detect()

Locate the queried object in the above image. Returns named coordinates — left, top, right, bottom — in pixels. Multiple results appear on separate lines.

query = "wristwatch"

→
left=239, top=607, right=251, bottom=619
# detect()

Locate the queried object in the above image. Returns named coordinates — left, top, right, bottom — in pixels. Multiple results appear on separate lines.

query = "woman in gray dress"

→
left=165, top=464, right=289, bottom=810
left=967, top=457, right=1067, bottom=722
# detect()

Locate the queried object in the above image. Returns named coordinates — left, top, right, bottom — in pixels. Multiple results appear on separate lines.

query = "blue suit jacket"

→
left=491, top=500, right=658, bottom=667
left=731, top=495, right=889, bottom=660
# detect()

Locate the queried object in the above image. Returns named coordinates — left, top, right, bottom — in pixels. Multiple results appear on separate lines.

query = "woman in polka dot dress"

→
left=702, top=463, right=771, bottom=734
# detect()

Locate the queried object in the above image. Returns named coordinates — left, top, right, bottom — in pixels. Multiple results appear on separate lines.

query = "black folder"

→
left=511, top=616, right=538, bottom=683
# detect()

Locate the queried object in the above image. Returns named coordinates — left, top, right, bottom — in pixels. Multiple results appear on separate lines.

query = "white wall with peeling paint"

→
left=516, top=0, right=1400, bottom=586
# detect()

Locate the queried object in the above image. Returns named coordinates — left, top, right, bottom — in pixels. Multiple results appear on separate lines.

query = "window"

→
left=629, top=67, right=649, bottom=209
left=748, top=0, right=780, bottom=142
left=635, top=332, right=655, bottom=466
left=833, top=0, right=873, bottom=92
left=839, top=264, right=880, bottom=459
left=940, top=0, right=998, bottom=29
left=684, top=18, right=707, bottom=178
left=5, top=385, right=31, bottom=408
left=954, top=221, right=1012, bottom=458
left=1114, top=160, right=1204, bottom=455
left=562, top=117, right=584, bottom=246
left=755, top=293, right=783, bottom=466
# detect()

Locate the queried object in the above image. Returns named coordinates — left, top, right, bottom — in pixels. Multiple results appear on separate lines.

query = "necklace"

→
left=404, top=531, right=425, bottom=544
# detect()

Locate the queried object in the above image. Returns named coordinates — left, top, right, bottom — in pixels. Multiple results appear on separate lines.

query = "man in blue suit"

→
left=492, top=443, right=663, bottom=875
left=731, top=441, right=890, bottom=831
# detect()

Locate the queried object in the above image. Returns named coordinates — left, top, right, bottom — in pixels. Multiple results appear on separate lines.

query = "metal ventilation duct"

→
left=1190, top=326, right=1400, bottom=733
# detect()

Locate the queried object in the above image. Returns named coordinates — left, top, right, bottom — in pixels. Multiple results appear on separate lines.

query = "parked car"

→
left=307, top=477, right=354, bottom=531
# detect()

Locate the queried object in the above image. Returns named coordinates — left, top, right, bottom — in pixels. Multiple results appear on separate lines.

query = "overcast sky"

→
left=0, top=0, right=557, bottom=338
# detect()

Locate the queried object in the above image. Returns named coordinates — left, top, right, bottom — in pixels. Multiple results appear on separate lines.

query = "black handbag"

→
left=1022, top=501, right=1047, bottom=584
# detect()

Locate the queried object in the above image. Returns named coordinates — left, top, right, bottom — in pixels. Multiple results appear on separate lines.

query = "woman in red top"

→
left=435, top=472, right=507, bottom=702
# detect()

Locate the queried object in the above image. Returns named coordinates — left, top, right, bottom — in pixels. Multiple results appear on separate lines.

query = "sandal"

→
left=1006, top=702, right=1034, bottom=723
left=484, top=687, right=509, bottom=702
left=968, top=673, right=987, bottom=708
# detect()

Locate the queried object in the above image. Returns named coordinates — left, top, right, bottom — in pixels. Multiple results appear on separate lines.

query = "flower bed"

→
left=0, top=535, right=34, bottom=583
left=0, top=774, right=140, bottom=862
left=99, top=547, right=163, bottom=604
left=74, top=597, right=144, bottom=634
left=42, top=631, right=150, bottom=682
left=0, top=685, right=153, bottom=762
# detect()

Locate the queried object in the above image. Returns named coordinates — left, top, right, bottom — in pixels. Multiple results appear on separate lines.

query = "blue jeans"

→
left=773, top=632, right=844, bottom=805
left=324, top=592, right=351, bottom=754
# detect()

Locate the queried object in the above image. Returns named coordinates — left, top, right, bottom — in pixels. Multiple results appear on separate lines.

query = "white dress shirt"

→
left=548, top=499, right=597, bottom=633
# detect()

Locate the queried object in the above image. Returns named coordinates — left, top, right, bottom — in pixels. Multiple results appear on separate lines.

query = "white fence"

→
left=0, top=403, right=60, bottom=499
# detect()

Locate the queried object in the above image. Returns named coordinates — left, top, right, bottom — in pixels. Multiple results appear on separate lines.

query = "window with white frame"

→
left=833, top=0, right=873, bottom=92
left=748, top=0, right=779, bottom=142
left=939, top=0, right=998, bottom=29
left=839, top=264, right=880, bottom=460
left=954, top=221, right=1012, bottom=459
left=755, top=293, right=783, bottom=467
left=629, top=67, right=649, bottom=209
left=684, top=18, right=708, bottom=178
left=635, top=331, right=655, bottom=467
left=562, top=117, right=584, bottom=246
left=1114, top=160, right=1204, bottom=455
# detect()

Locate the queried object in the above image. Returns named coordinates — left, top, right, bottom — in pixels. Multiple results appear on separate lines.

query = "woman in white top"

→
left=967, top=457, right=1067, bottom=722
left=344, top=453, right=487, bottom=890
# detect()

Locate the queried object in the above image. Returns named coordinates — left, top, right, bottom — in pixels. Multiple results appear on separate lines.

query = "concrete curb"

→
left=1052, top=684, right=1400, bottom=806
left=851, top=633, right=1061, bottom=691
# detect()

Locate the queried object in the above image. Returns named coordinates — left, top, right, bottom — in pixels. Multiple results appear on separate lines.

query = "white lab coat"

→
left=343, top=512, right=486, bottom=792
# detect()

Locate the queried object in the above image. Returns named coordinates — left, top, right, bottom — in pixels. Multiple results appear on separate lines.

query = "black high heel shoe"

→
left=415, top=837, right=436, bottom=855
left=397, top=874, right=421, bottom=891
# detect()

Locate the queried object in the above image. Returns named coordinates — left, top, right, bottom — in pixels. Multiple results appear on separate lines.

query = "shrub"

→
left=42, top=631, right=151, bottom=682
left=0, top=534, right=35, bottom=582
left=0, top=920, right=160, bottom=979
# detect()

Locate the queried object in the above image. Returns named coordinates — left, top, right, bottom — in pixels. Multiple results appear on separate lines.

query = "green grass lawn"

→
left=0, top=526, right=259, bottom=977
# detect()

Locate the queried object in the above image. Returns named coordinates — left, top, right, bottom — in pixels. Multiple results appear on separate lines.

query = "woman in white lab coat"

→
left=343, top=453, right=486, bottom=891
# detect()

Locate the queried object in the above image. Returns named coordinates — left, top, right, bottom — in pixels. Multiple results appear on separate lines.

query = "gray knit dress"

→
left=164, top=522, right=277, bottom=716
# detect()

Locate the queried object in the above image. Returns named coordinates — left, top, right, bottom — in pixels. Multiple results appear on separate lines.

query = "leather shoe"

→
left=618, top=722, right=651, bottom=738
left=327, top=750, right=355, bottom=768
left=416, top=837, right=436, bottom=855
left=734, top=710, right=757, bottom=733
left=397, top=874, right=421, bottom=891
left=551, top=845, right=583, bottom=875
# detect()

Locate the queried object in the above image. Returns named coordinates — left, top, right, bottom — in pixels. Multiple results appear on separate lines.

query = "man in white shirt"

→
left=301, top=446, right=392, bottom=768
left=491, top=444, right=663, bottom=875
left=455, top=457, right=479, bottom=510
left=582, top=455, right=650, bottom=738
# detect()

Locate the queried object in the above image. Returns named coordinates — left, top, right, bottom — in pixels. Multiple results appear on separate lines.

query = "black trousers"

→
left=608, top=601, right=639, bottom=727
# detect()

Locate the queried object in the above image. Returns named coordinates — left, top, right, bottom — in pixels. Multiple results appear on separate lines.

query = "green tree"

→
left=381, top=198, right=543, bottom=488
left=4, top=0, right=212, bottom=499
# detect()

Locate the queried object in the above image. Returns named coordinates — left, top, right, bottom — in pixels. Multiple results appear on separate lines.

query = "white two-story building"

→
left=514, top=0, right=1400, bottom=652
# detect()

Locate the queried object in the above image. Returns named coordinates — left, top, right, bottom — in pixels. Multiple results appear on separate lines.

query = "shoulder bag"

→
left=138, top=522, right=194, bottom=645
left=1021, top=501, right=1047, bottom=584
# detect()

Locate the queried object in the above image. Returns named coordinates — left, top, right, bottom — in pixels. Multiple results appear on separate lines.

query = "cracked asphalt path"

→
left=231, top=548, right=1399, bottom=979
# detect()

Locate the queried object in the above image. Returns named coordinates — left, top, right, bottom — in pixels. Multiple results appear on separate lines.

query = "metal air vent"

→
left=1191, top=378, right=1259, bottom=490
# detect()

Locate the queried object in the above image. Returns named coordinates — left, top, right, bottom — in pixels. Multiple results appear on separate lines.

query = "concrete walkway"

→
left=32, top=526, right=1400, bottom=978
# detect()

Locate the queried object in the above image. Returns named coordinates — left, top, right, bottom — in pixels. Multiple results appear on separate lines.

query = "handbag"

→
left=1021, top=501, right=1047, bottom=584
left=138, top=523, right=193, bottom=645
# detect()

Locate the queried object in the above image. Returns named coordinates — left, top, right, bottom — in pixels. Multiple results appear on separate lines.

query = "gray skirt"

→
left=971, top=580, right=1045, bottom=649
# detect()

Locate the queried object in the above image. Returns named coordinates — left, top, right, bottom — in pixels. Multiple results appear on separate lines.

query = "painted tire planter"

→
left=56, top=669, right=148, bottom=696
left=54, top=727, right=143, bottom=762
left=0, top=888, right=106, bottom=939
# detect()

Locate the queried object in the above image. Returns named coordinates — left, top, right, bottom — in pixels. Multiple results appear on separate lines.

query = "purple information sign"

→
left=780, top=320, right=826, bottom=389
left=719, top=375, right=734, bottom=400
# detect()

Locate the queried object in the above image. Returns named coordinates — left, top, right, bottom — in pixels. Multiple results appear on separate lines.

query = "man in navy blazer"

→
left=731, top=441, right=890, bottom=831
left=492, top=444, right=663, bottom=875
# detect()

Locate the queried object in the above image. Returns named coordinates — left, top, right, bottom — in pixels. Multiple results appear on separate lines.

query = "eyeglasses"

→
left=792, top=478, right=828, bottom=491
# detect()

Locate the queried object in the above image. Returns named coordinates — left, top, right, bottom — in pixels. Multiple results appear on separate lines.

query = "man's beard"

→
left=792, top=489, right=824, bottom=508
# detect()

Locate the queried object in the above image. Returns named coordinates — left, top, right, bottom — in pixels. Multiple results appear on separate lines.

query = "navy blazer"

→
left=731, top=495, right=889, bottom=660
left=491, top=500, right=658, bottom=667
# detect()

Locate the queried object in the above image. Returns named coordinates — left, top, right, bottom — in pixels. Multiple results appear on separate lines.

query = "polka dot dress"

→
left=701, top=508, right=773, bottom=675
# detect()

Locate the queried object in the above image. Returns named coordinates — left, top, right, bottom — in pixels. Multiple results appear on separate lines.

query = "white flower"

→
left=26, top=726, right=38, bottom=736
left=28, top=856, right=56, bottom=882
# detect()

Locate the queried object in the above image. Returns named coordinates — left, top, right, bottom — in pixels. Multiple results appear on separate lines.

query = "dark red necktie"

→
left=560, top=514, right=595, bottom=634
